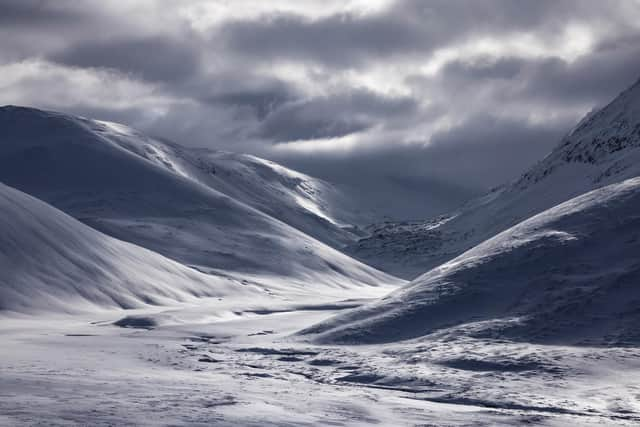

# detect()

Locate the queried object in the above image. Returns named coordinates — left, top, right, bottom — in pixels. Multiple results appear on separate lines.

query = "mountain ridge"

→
left=0, top=105, right=400, bottom=288
left=347, top=76, right=640, bottom=279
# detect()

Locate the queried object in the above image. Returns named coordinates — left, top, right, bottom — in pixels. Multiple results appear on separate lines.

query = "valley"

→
left=3, top=75, right=640, bottom=426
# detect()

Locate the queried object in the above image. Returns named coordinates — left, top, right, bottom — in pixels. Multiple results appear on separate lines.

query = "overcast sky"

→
left=2, top=0, right=640, bottom=217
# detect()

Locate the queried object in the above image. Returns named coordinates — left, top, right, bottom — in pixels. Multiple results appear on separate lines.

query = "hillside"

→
left=303, top=176, right=640, bottom=345
left=0, top=106, right=398, bottom=288
left=348, top=77, right=640, bottom=279
left=0, top=182, right=252, bottom=314
left=85, top=120, right=366, bottom=246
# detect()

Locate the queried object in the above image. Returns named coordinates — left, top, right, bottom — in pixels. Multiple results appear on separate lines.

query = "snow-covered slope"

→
left=0, top=106, right=398, bottom=288
left=87, top=120, right=365, bottom=246
left=304, top=176, right=640, bottom=345
left=349, top=77, right=640, bottom=279
left=0, top=182, right=251, bottom=314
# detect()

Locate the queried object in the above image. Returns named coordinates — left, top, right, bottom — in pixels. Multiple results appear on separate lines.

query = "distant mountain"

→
left=0, top=106, right=398, bottom=288
left=348, top=77, right=640, bottom=279
left=0, top=182, right=249, bottom=314
left=303, top=176, right=640, bottom=345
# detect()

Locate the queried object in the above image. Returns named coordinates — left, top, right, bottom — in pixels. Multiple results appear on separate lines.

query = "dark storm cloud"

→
left=2, top=0, right=640, bottom=218
left=270, top=113, right=569, bottom=218
left=425, top=114, right=568, bottom=184
left=256, top=89, right=418, bottom=141
left=214, top=0, right=618, bottom=69
left=259, top=110, right=370, bottom=142
left=281, top=114, right=567, bottom=189
left=0, top=0, right=112, bottom=63
left=519, top=36, right=640, bottom=105
left=217, top=10, right=430, bottom=68
left=50, top=37, right=203, bottom=83
left=426, top=31, right=640, bottom=113
left=0, top=0, right=82, bottom=28
left=203, top=77, right=300, bottom=120
left=440, top=57, right=525, bottom=82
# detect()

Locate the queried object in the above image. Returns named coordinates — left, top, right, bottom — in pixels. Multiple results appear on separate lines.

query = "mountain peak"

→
left=516, top=76, right=640, bottom=190
left=349, top=75, right=640, bottom=279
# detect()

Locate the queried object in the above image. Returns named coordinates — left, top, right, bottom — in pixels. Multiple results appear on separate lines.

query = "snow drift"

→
left=350, top=77, right=640, bottom=279
left=304, top=177, right=640, bottom=345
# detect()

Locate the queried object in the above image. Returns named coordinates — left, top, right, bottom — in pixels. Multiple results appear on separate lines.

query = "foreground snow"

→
left=2, top=301, right=639, bottom=426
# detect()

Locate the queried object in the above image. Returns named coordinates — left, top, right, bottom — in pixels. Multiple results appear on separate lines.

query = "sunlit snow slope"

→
left=0, top=182, right=251, bottom=314
left=349, top=77, right=640, bottom=279
left=304, top=177, right=640, bottom=345
left=88, top=120, right=365, bottom=246
left=0, top=106, right=397, bottom=288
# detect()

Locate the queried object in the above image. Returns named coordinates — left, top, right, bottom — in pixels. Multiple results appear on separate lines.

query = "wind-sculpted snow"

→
left=0, top=106, right=398, bottom=288
left=349, top=77, right=640, bottom=279
left=0, top=183, right=251, bottom=314
left=304, top=177, right=640, bottom=345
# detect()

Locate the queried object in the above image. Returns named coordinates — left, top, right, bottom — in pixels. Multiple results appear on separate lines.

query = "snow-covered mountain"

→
left=166, top=149, right=365, bottom=245
left=303, top=176, right=640, bottom=345
left=0, top=106, right=398, bottom=288
left=348, top=77, right=640, bottom=279
left=0, top=182, right=252, bottom=314
left=85, top=119, right=366, bottom=246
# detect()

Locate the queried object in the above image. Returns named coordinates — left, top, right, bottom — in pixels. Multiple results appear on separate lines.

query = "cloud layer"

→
left=2, top=0, right=640, bottom=218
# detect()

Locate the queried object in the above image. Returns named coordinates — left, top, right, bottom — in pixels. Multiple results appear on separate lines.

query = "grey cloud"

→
left=141, top=102, right=262, bottom=149
left=0, top=1, right=114, bottom=63
left=425, top=38, right=640, bottom=113
left=440, top=57, right=525, bottom=81
left=407, top=24, right=640, bottom=123
left=202, top=77, right=300, bottom=119
left=258, top=110, right=370, bottom=142
left=519, top=36, right=640, bottom=106
left=215, top=0, right=632, bottom=69
left=425, top=114, right=568, bottom=185
left=2, top=0, right=640, bottom=220
left=217, top=11, right=429, bottom=68
left=269, top=113, right=569, bottom=219
left=256, top=89, right=419, bottom=142
left=50, top=36, right=203, bottom=83
left=0, top=1, right=83, bottom=28
left=292, top=114, right=566, bottom=189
